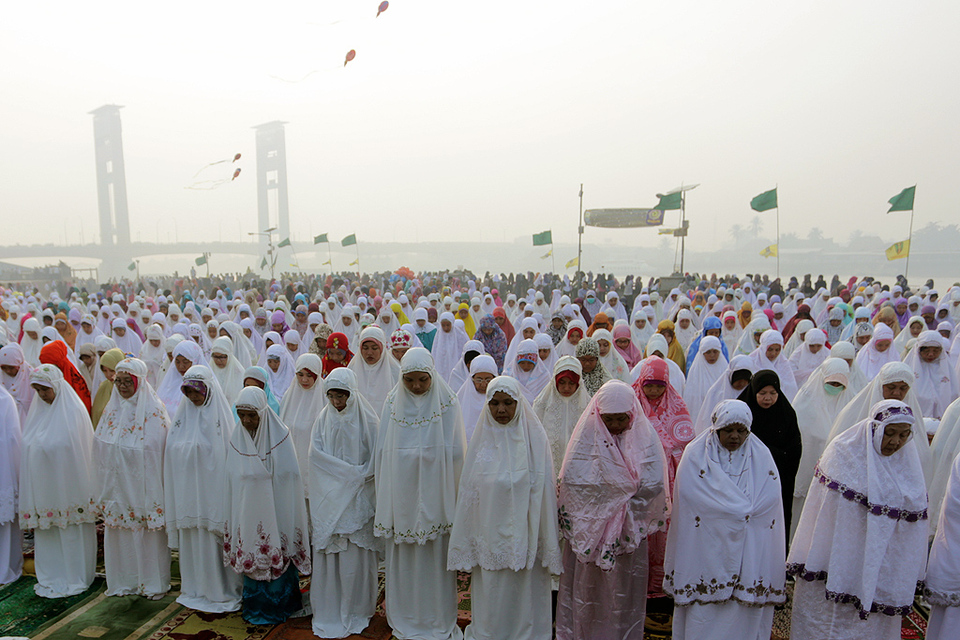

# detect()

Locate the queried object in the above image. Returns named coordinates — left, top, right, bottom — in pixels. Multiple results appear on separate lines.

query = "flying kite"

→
left=192, top=152, right=241, bottom=178
left=344, top=49, right=356, bottom=66
left=185, top=165, right=242, bottom=190
left=377, top=1, right=388, bottom=17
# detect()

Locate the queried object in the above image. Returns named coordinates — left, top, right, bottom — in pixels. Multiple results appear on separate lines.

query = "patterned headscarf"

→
left=575, top=337, right=612, bottom=397
left=473, top=315, right=507, bottom=373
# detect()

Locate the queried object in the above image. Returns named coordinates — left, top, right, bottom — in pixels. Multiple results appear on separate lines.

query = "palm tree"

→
left=729, top=224, right=745, bottom=243
left=749, top=216, right=763, bottom=238
left=807, top=227, right=824, bottom=241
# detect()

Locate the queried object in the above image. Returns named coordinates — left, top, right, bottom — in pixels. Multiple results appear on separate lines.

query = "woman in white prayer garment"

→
left=693, top=354, right=754, bottom=435
left=901, top=330, right=958, bottom=421
left=447, top=375, right=562, bottom=640
left=746, top=330, right=799, bottom=401
left=374, top=347, right=466, bottom=640
left=24, top=365, right=101, bottom=598
left=455, top=354, right=497, bottom=442
left=925, top=443, right=960, bottom=639
left=309, top=368, right=382, bottom=639
left=347, top=326, right=400, bottom=413
left=665, top=399, right=785, bottom=640
left=788, top=400, right=928, bottom=640
left=682, top=335, right=727, bottom=422
left=0, top=383, right=19, bottom=586
left=207, top=336, right=245, bottom=406
left=788, top=328, right=829, bottom=388
left=533, top=356, right=590, bottom=480
left=94, top=357, right=171, bottom=599
left=278, top=353, right=326, bottom=499
left=163, top=365, right=242, bottom=612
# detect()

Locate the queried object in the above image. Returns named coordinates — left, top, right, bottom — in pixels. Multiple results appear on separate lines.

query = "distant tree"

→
left=749, top=217, right=763, bottom=238
left=730, top=224, right=745, bottom=242
left=780, top=232, right=800, bottom=247
left=807, top=227, right=824, bottom=241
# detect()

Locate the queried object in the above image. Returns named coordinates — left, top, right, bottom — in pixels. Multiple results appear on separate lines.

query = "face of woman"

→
left=597, top=340, right=611, bottom=357
left=578, top=355, right=597, bottom=374
left=184, top=387, right=206, bottom=407
left=82, top=323, right=94, bottom=335
left=615, top=337, right=631, bottom=351
left=175, top=355, right=193, bottom=376
left=705, top=328, right=721, bottom=338
left=361, top=340, right=382, bottom=364
left=601, top=412, right=632, bottom=435
left=765, top=344, right=781, bottom=361
left=856, top=334, right=871, bottom=346
left=568, top=331, right=582, bottom=345
left=551, top=318, right=564, bottom=329
left=874, top=339, right=892, bottom=352
left=237, top=408, right=260, bottom=434
left=326, top=348, right=345, bottom=363
left=391, top=347, right=409, bottom=362
left=910, top=322, right=923, bottom=338
left=32, top=384, right=56, bottom=404
left=678, top=318, right=691, bottom=330
left=716, top=423, right=749, bottom=451
left=882, top=381, right=910, bottom=400
left=297, top=369, right=317, bottom=390
left=0, top=365, right=18, bottom=378
left=703, top=349, right=720, bottom=365
left=272, top=322, right=285, bottom=333
left=556, top=377, right=578, bottom=397
left=212, top=353, right=228, bottom=369
left=403, top=371, right=432, bottom=395
left=880, top=422, right=913, bottom=456
left=724, top=318, right=737, bottom=330
left=635, top=319, right=646, bottom=330
left=517, top=360, right=535, bottom=373
left=808, top=343, right=823, bottom=355
left=896, top=303, right=908, bottom=315
left=114, top=372, right=137, bottom=399
left=79, top=353, right=94, bottom=368
left=642, top=382, right=666, bottom=401
left=755, top=385, right=779, bottom=409
left=243, top=377, right=265, bottom=389
left=326, top=388, right=349, bottom=411
left=286, top=343, right=299, bottom=354
left=920, top=345, right=942, bottom=363
left=488, top=390, right=517, bottom=425
left=661, top=330, right=675, bottom=344
left=471, top=372, right=494, bottom=394
left=207, top=327, right=218, bottom=339
left=538, top=348, right=552, bottom=362
left=522, top=328, right=536, bottom=340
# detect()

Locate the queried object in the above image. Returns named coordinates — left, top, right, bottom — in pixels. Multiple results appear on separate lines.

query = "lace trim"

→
left=20, top=498, right=99, bottom=530
left=223, top=522, right=311, bottom=580
left=0, top=490, right=18, bottom=525
left=374, top=521, right=451, bottom=544
left=664, top=570, right=786, bottom=605
left=167, top=515, right=227, bottom=534
left=924, top=586, right=960, bottom=607
left=786, top=562, right=918, bottom=620
left=814, top=467, right=928, bottom=522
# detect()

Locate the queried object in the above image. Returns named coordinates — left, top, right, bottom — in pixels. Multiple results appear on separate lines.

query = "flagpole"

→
left=776, top=183, right=780, bottom=280
left=327, top=240, right=333, bottom=275
left=577, top=184, right=584, bottom=287
left=551, top=241, right=556, bottom=274
left=906, top=204, right=915, bottom=283
left=355, top=243, right=361, bottom=279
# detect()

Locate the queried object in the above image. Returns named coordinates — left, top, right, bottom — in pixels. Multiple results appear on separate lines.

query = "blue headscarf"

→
left=684, top=316, right=729, bottom=373
left=234, top=365, right=281, bottom=418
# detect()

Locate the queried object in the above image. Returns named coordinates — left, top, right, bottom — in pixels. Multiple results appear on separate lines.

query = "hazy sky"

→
left=3, top=0, right=959, bottom=254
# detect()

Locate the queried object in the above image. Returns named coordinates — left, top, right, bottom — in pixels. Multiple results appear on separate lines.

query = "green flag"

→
left=277, top=237, right=291, bottom=248
left=341, top=234, right=357, bottom=247
left=260, top=257, right=268, bottom=269
left=750, top=188, right=778, bottom=212
left=656, top=191, right=682, bottom=210
left=888, top=186, right=916, bottom=212
left=532, top=230, right=552, bottom=246
left=314, top=233, right=328, bottom=244
left=195, top=255, right=207, bottom=266
left=127, top=262, right=136, bottom=271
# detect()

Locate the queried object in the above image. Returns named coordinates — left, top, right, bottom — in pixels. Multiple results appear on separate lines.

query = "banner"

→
left=277, top=237, right=291, bottom=248
left=885, top=240, right=910, bottom=261
left=127, top=262, right=136, bottom=271
left=565, top=257, right=579, bottom=268
left=584, top=209, right=665, bottom=228
left=195, top=255, right=207, bottom=266
left=314, top=233, right=328, bottom=244
left=750, top=188, right=778, bottom=212
left=759, top=244, right=778, bottom=258
left=532, top=230, right=552, bottom=246
left=342, top=234, right=357, bottom=247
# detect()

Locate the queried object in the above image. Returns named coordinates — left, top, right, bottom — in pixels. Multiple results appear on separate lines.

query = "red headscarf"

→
left=492, top=307, right=516, bottom=345
left=632, top=357, right=694, bottom=488
left=39, top=340, right=92, bottom=415
left=321, top=332, right=353, bottom=378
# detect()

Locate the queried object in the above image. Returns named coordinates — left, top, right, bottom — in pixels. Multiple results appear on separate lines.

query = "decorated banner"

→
left=759, top=244, right=778, bottom=258
left=584, top=209, right=665, bottom=229
left=885, top=240, right=910, bottom=261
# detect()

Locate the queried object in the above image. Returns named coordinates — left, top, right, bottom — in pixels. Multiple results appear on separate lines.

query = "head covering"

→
left=455, top=354, right=498, bottom=442
left=747, top=329, right=799, bottom=401
left=592, top=329, right=629, bottom=382
left=347, top=326, right=400, bottom=413
left=240, top=366, right=281, bottom=414
left=374, top=347, right=466, bottom=544
left=448, top=339, right=486, bottom=393
left=856, top=322, right=898, bottom=381
left=39, top=339, right=91, bottom=414
left=18, top=363, right=97, bottom=531
left=0, top=343, right=34, bottom=423
left=208, top=336, right=245, bottom=406
left=682, top=335, right=727, bottom=422
left=634, top=357, right=695, bottom=490
left=156, top=340, right=204, bottom=416
left=788, top=327, right=829, bottom=388
left=664, top=399, right=786, bottom=607
left=93, top=358, right=169, bottom=531
left=575, top=337, right=611, bottom=397
left=308, top=367, right=381, bottom=553
left=473, top=314, right=508, bottom=373
left=448, top=376, right=562, bottom=574
left=278, top=353, right=326, bottom=496
left=557, top=380, right=669, bottom=570
left=787, top=400, right=927, bottom=621
left=533, top=356, right=590, bottom=479
left=163, top=365, right=233, bottom=548
left=655, top=319, right=687, bottom=372
left=223, top=386, right=311, bottom=580
left=321, top=332, right=353, bottom=378
left=902, top=330, right=957, bottom=420
left=264, top=344, right=296, bottom=401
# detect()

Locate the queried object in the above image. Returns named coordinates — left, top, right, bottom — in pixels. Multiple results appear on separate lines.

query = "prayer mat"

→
left=149, top=609, right=272, bottom=640
left=29, top=588, right=182, bottom=640
left=0, top=576, right=103, bottom=638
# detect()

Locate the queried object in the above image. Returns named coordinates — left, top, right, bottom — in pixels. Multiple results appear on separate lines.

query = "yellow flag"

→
left=541, top=250, right=552, bottom=259
left=759, top=244, right=778, bottom=258
left=349, top=259, right=359, bottom=266
left=321, top=259, right=331, bottom=265
left=658, top=228, right=676, bottom=235
left=885, top=240, right=910, bottom=261
left=565, top=257, right=579, bottom=268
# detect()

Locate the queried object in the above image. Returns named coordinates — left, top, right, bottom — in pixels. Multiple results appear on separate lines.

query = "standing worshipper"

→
left=348, top=326, right=400, bottom=413
left=612, top=323, right=643, bottom=370
left=155, top=340, right=204, bottom=418
left=413, top=308, right=438, bottom=351
left=473, top=314, right=508, bottom=373
left=574, top=336, right=611, bottom=397
left=664, top=399, right=786, bottom=639
left=655, top=319, right=687, bottom=372
left=163, top=365, right=242, bottom=612
left=374, top=347, right=466, bottom=640
left=208, top=336, right=245, bottom=406
left=856, top=323, right=897, bottom=380
left=788, top=400, right=927, bottom=640
left=902, top=330, right=958, bottom=420
left=737, top=370, right=802, bottom=539
left=788, top=327, right=829, bottom=388
left=95, top=358, right=171, bottom=598
left=504, top=338, right=552, bottom=403
left=455, top=354, right=498, bottom=442
left=321, top=332, right=353, bottom=378
left=925, top=446, right=960, bottom=638
left=556, top=380, right=669, bottom=640
left=0, top=344, right=34, bottom=424
left=110, top=317, right=143, bottom=354
left=264, top=344, right=296, bottom=400
left=223, top=387, right=311, bottom=624
left=0, top=384, right=19, bottom=586
left=448, top=376, right=562, bottom=640
left=682, top=335, right=727, bottom=428
left=432, top=312, right=469, bottom=383
left=278, top=353, right=326, bottom=498
left=309, top=368, right=382, bottom=638
left=18, top=365, right=98, bottom=595
left=39, top=340, right=92, bottom=415
left=633, top=357, right=695, bottom=622
left=746, top=329, right=799, bottom=401
left=533, top=356, right=590, bottom=479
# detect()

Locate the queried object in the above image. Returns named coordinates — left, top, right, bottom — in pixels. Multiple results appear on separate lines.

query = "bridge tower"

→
left=253, top=121, right=291, bottom=255
left=89, top=105, right=131, bottom=247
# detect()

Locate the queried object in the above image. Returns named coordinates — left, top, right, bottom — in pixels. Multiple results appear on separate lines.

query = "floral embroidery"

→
left=374, top=521, right=452, bottom=544
left=665, top=570, right=786, bottom=605
left=814, top=467, right=928, bottom=522
left=96, top=500, right=165, bottom=530
left=787, top=563, right=916, bottom=620
left=19, top=498, right=97, bottom=529
left=223, top=522, right=310, bottom=581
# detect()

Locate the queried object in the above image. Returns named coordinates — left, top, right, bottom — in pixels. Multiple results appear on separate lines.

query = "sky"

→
left=2, top=0, right=959, bottom=256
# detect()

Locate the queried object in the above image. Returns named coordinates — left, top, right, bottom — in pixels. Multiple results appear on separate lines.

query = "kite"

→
left=192, top=153, right=241, bottom=178
left=344, top=49, right=356, bottom=66
left=377, top=1, right=388, bottom=17
left=185, top=165, right=242, bottom=191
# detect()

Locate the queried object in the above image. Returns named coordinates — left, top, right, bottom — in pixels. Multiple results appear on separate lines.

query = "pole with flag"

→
left=577, top=184, right=584, bottom=286
left=887, top=186, right=917, bottom=280
left=750, top=186, right=779, bottom=278
left=314, top=233, right=333, bottom=272
left=656, top=184, right=698, bottom=274
left=195, top=253, right=210, bottom=277
left=533, top=230, right=554, bottom=273
left=128, top=259, right=139, bottom=282
left=342, top=234, right=359, bottom=276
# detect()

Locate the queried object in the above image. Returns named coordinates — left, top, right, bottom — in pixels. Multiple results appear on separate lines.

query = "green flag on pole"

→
left=750, top=188, right=778, bottom=212
left=260, top=257, right=268, bottom=269
left=887, top=186, right=916, bottom=212
left=532, top=230, right=552, bottom=246
left=341, top=234, right=357, bottom=247
left=277, top=237, right=291, bottom=248
left=656, top=192, right=682, bottom=210
left=127, top=262, right=136, bottom=271
left=314, top=233, right=328, bottom=244
left=195, top=255, right=207, bottom=266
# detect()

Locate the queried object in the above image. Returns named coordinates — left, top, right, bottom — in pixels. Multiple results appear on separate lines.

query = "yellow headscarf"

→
left=92, top=348, right=125, bottom=429
left=655, top=319, right=686, bottom=372
left=457, top=302, right=477, bottom=338
left=390, top=302, right=411, bottom=326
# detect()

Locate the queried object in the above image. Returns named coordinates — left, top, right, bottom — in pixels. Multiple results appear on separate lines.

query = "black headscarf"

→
left=737, top=369, right=802, bottom=541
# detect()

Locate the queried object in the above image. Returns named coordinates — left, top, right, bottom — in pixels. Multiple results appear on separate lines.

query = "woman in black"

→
left=737, top=370, right=802, bottom=542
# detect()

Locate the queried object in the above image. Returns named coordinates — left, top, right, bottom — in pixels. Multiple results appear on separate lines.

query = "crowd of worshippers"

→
left=1, top=274, right=960, bottom=640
